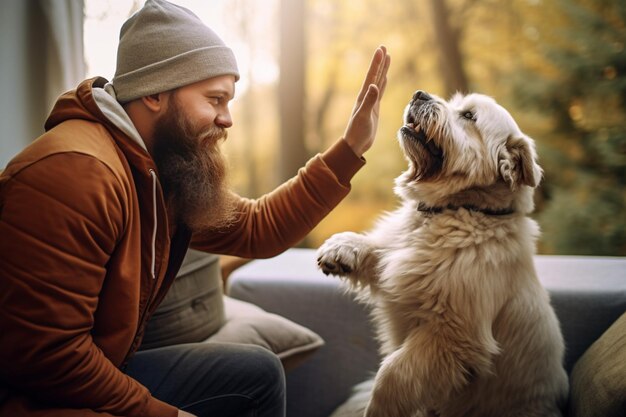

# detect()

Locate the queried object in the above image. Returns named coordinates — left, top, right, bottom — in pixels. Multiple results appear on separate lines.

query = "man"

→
left=0, top=0, right=390, bottom=416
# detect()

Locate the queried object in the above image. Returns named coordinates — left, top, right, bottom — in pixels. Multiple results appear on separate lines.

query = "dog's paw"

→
left=316, top=232, right=368, bottom=277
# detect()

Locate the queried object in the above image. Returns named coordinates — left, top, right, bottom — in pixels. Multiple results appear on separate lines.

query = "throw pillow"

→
left=206, top=296, right=324, bottom=371
left=141, top=251, right=224, bottom=349
left=141, top=249, right=324, bottom=371
left=569, top=311, right=626, bottom=417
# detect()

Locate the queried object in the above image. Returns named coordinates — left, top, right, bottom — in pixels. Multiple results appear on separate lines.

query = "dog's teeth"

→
left=406, top=123, right=415, bottom=129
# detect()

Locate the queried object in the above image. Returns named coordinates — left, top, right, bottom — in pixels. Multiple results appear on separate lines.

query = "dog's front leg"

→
left=316, top=231, right=381, bottom=291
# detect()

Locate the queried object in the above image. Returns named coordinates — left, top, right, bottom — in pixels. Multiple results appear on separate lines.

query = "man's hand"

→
left=343, top=46, right=391, bottom=157
left=178, top=410, right=197, bottom=417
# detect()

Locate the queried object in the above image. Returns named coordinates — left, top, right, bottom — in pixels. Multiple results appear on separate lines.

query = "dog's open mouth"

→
left=400, top=123, right=443, bottom=157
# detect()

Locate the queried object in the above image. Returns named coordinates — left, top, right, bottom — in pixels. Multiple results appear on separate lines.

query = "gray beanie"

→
left=111, top=0, right=240, bottom=103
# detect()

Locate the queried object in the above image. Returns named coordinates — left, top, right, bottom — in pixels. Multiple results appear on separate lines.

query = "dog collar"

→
left=417, top=202, right=515, bottom=216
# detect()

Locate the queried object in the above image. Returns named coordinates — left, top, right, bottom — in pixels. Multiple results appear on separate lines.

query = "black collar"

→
left=417, top=202, right=515, bottom=216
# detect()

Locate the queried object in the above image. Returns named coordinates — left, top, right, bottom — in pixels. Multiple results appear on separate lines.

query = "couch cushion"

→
left=569, top=312, right=626, bottom=417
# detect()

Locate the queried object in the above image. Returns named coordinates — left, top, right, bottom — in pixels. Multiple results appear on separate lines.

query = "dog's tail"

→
left=329, top=378, right=374, bottom=417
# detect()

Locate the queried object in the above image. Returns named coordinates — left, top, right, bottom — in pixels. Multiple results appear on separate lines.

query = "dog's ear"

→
left=498, top=135, right=543, bottom=189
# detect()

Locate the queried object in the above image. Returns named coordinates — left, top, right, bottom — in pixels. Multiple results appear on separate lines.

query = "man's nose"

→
left=215, top=109, right=233, bottom=129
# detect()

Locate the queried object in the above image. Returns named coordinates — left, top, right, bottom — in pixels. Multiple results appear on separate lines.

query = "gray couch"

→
left=227, top=248, right=626, bottom=417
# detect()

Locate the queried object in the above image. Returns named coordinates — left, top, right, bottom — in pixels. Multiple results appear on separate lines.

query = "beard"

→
left=151, top=96, right=236, bottom=232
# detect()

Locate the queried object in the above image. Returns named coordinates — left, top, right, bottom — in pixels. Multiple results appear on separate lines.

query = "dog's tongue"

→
left=406, top=123, right=421, bottom=132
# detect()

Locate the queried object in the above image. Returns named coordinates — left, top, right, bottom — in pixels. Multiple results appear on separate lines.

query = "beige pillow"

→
left=205, top=296, right=324, bottom=371
left=142, top=250, right=324, bottom=371
left=569, top=312, right=626, bottom=417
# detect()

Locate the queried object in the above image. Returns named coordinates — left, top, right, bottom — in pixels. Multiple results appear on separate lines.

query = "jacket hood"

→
left=45, top=77, right=155, bottom=175
left=46, top=77, right=114, bottom=133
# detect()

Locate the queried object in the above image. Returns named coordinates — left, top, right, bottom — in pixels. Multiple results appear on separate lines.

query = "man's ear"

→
left=141, top=93, right=166, bottom=113
left=498, top=135, right=543, bottom=189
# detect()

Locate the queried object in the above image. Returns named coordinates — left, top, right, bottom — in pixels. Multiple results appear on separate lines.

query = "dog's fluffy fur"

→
left=317, top=91, right=569, bottom=417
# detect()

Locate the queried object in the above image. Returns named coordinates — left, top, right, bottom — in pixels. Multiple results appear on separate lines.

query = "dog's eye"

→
left=462, top=111, right=476, bottom=121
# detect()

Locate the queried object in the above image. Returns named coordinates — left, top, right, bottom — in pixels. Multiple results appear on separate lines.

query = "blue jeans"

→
left=125, top=343, right=286, bottom=417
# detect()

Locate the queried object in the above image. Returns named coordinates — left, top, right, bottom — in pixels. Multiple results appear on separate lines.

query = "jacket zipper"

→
left=121, top=169, right=159, bottom=368
left=149, top=169, right=157, bottom=279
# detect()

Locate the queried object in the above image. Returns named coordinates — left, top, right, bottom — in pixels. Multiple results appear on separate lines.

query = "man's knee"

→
left=242, top=345, right=285, bottom=388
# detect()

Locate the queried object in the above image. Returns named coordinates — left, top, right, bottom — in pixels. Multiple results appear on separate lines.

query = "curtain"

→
left=0, top=0, right=85, bottom=168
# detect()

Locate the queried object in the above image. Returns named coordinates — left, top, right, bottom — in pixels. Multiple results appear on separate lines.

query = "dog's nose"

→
left=413, top=90, right=432, bottom=102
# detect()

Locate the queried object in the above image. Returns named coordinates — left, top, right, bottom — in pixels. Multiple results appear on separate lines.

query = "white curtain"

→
left=0, top=0, right=85, bottom=168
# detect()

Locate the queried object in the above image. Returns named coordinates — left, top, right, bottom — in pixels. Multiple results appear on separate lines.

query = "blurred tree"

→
left=279, top=0, right=310, bottom=181
left=428, top=0, right=469, bottom=95
left=232, top=0, right=260, bottom=196
left=512, top=0, right=626, bottom=255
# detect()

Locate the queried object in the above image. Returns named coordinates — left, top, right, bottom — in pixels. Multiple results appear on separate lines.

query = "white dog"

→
left=317, top=91, right=569, bottom=417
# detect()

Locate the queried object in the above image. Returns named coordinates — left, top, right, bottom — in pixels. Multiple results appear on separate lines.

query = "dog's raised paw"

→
left=319, top=259, right=353, bottom=275
left=316, top=232, right=365, bottom=277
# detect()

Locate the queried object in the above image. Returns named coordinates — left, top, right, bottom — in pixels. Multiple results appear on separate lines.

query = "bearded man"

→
left=0, top=1, right=390, bottom=416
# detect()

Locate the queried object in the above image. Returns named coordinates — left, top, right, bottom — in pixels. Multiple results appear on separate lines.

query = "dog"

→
left=317, top=91, right=569, bottom=417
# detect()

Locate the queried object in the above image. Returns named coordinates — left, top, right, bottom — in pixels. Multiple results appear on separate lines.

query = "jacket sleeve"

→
left=0, top=153, right=177, bottom=417
left=190, top=138, right=365, bottom=258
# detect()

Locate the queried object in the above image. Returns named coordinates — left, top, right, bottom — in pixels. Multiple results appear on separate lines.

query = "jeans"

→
left=125, top=342, right=286, bottom=417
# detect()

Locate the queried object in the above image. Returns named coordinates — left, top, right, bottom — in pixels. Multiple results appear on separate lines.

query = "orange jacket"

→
left=0, top=77, right=364, bottom=416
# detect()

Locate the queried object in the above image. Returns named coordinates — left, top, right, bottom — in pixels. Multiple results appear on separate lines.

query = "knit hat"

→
left=111, top=0, right=240, bottom=103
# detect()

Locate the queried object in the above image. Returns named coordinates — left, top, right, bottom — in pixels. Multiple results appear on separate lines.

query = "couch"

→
left=227, top=248, right=626, bottom=417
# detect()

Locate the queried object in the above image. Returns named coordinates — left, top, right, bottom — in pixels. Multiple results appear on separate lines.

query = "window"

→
left=84, top=0, right=626, bottom=255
